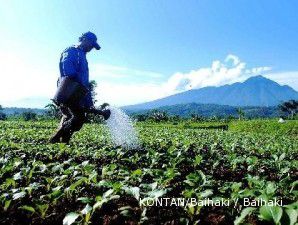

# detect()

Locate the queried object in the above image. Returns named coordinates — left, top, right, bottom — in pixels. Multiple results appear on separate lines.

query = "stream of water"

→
left=105, top=106, right=140, bottom=149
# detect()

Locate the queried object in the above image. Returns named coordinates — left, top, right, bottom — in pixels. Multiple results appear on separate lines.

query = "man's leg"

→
left=49, top=106, right=72, bottom=143
left=60, top=106, right=86, bottom=144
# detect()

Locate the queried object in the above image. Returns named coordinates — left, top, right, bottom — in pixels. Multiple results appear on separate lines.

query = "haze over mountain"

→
left=123, top=75, right=298, bottom=111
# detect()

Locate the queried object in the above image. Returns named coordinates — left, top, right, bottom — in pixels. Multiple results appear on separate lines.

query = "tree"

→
left=133, top=114, right=148, bottom=122
left=0, top=105, right=6, bottom=120
left=278, top=100, right=298, bottom=119
left=237, top=108, right=245, bottom=120
left=170, top=115, right=181, bottom=122
left=0, top=113, right=6, bottom=120
left=86, top=80, right=105, bottom=123
left=148, top=110, right=169, bottom=122
left=227, top=115, right=236, bottom=122
left=22, top=111, right=37, bottom=121
left=89, top=80, right=98, bottom=105
left=45, top=103, right=61, bottom=119
left=190, top=113, right=203, bottom=122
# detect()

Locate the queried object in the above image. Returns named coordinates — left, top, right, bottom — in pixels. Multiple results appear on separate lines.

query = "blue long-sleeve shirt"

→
left=58, top=45, right=93, bottom=108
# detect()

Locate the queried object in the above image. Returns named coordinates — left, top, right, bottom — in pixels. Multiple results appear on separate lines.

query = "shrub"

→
left=0, top=112, right=6, bottom=120
left=22, top=111, right=37, bottom=121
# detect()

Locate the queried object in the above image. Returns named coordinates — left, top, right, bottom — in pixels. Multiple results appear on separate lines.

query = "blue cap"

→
left=79, top=31, right=100, bottom=50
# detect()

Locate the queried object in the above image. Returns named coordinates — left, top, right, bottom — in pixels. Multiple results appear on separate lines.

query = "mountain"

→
left=126, top=103, right=279, bottom=118
left=123, top=75, right=298, bottom=111
left=2, top=107, right=46, bottom=115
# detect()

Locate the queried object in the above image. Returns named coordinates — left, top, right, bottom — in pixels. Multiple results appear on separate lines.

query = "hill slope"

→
left=124, top=75, right=298, bottom=111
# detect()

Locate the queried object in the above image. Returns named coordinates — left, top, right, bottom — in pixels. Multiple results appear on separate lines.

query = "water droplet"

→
left=105, top=106, right=140, bottom=149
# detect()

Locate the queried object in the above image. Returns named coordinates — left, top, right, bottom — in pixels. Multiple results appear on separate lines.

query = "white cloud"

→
left=0, top=52, right=166, bottom=108
left=163, top=54, right=272, bottom=94
left=92, top=55, right=275, bottom=106
left=1, top=52, right=296, bottom=108
left=95, top=82, right=165, bottom=106
left=264, top=71, right=298, bottom=90
left=0, top=52, right=57, bottom=107
left=88, top=63, right=169, bottom=106
left=90, top=63, right=164, bottom=81
left=225, top=54, right=240, bottom=66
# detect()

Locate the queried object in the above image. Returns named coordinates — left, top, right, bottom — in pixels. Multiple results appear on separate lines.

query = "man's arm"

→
left=60, top=48, right=79, bottom=79
left=84, top=92, right=94, bottom=109
left=86, top=103, right=111, bottom=120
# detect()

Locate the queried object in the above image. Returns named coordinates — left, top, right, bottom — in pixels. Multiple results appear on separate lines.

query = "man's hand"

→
left=87, top=106, right=97, bottom=114
left=100, top=103, right=109, bottom=109
left=87, top=105, right=111, bottom=120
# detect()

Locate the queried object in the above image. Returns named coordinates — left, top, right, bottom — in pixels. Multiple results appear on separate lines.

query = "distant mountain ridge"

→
left=123, top=75, right=298, bottom=111
left=125, top=103, right=279, bottom=118
left=2, top=107, right=45, bottom=115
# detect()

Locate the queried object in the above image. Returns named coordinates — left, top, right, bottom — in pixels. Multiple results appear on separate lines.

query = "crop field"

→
left=0, top=120, right=297, bottom=225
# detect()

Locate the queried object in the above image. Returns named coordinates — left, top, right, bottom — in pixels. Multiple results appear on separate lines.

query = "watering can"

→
left=52, top=76, right=88, bottom=107
left=52, top=76, right=111, bottom=120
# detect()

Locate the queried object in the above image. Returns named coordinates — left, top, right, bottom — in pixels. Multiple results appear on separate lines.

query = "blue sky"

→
left=0, top=0, right=297, bottom=107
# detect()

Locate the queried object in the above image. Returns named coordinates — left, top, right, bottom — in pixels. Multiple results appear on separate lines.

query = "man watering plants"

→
left=49, top=31, right=111, bottom=144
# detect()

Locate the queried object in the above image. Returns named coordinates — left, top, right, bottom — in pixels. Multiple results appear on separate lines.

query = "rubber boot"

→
left=61, top=131, right=73, bottom=144
left=49, top=128, right=65, bottom=143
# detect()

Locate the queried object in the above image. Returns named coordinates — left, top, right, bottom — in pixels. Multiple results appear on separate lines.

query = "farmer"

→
left=49, top=31, right=110, bottom=144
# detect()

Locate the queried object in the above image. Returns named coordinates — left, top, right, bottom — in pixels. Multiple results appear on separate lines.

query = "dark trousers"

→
left=50, top=105, right=86, bottom=143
